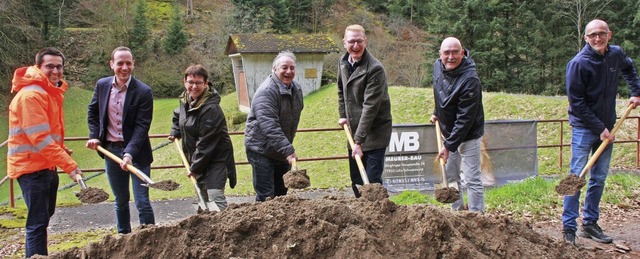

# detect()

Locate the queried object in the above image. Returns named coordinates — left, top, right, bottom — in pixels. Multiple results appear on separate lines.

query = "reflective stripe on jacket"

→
left=7, top=65, right=77, bottom=179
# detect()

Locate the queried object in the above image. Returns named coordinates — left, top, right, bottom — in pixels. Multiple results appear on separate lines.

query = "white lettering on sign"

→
left=388, top=132, right=420, bottom=152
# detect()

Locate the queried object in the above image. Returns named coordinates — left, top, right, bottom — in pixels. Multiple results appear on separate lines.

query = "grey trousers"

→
left=199, top=188, right=228, bottom=211
left=445, top=137, right=485, bottom=212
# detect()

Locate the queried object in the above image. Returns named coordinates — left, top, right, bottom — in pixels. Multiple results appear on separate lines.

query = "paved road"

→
left=49, top=188, right=354, bottom=233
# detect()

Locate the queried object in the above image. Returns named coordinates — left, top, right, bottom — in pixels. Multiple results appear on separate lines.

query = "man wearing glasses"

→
left=563, top=19, right=640, bottom=246
left=337, top=24, right=392, bottom=198
left=8, top=47, right=83, bottom=257
left=86, top=46, right=155, bottom=235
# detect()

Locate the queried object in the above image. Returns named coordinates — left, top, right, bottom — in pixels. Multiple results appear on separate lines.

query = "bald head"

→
left=440, top=37, right=462, bottom=51
left=584, top=19, right=611, bottom=55
left=439, top=37, right=464, bottom=71
left=585, top=19, right=609, bottom=33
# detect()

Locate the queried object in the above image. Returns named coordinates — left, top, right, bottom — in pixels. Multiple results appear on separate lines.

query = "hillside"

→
left=3, top=84, right=640, bottom=205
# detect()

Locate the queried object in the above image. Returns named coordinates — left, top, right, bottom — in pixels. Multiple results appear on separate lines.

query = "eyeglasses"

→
left=43, top=64, right=63, bottom=71
left=346, top=39, right=365, bottom=45
left=586, top=31, right=609, bottom=39
left=186, top=81, right=205, bottom=86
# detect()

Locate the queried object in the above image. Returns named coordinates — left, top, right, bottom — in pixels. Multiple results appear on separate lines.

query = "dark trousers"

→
left=17, top=168, right=59, bottom=257
left=246, top=149, right=290, bottom=202
left=348, top=147, right=386, bottom=197
left=105, top=144, right=155, bottom=234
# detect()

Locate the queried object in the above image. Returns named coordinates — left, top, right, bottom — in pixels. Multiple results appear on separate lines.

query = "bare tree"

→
left=556, top=0, right=612, bottom=51
left=186, top=0, right=194, bottom=17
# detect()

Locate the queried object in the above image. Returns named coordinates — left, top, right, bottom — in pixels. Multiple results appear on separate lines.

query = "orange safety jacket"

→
left=7, top=65, right=77, bottom=179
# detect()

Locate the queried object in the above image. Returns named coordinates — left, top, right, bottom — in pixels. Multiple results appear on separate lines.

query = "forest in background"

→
left=1, top=0, right=640, bottom=103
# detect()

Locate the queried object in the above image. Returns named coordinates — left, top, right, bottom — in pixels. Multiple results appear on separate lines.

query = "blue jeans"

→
left=105, top=145, right=155, bottom=234
left=246, top=149, right=289, bottom=202
left=17, top=168, right=59, bottom=257
left=562, top=127, right=612, bottom=230
left=446, top=137, right=484, bottom=212
left=348, top=147, right=386, bottom=197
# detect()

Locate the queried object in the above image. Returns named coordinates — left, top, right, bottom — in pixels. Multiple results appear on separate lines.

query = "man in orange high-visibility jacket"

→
left=7, top=47, right=83, bottom=258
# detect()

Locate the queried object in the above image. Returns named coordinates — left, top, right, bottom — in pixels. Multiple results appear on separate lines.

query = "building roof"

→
left=225, top=33, right=341, bottom=55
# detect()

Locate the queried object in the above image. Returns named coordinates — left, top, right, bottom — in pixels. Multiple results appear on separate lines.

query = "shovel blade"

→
left=192, top=201, right=221, bottom=212
left=435, top=182, right=459, bottom=190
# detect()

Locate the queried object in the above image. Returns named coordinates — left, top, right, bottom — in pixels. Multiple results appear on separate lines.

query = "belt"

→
left=105, top=141, right=125, bottom=148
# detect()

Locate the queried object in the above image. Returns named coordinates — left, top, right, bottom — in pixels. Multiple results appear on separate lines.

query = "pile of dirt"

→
left=435, top=187, right=459, bottom=203
left=75, top=187, right=109, bottom=204
left=283, top=169, right=310, bottom=189
left=555, top=174, right=587, bottom=195
left=148, top=180, right=181, bottom=191
left=50, top=195, right=601, bottom=259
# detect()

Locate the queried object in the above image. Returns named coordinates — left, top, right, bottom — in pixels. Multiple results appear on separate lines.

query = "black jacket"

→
left=171, top=87, right=236, bottom=189
left=433, top=49, right=484, bottom=151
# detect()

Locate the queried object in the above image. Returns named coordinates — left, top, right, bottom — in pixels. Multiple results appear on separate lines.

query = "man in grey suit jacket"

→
left=337, top=24, right=392, bottom=198
left=86, top=46, right=155, bottom=234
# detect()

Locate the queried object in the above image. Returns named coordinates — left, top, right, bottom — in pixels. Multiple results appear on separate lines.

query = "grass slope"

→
left=1, top=84, right=639, bottom=206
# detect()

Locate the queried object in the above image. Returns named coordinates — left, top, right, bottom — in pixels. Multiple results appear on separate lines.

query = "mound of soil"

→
left=50, top=195, right=600, bottom=259
left=148, top=180, right=181, bottom=191
left=555, top=174, right=586, bottom=195
left=75, top=187, right=109, bottom=204
left=359, top=183, right=389, bottom=201
left=435, top=187, right=460, bottom=203
left=283, top=169, right=310, bottom=189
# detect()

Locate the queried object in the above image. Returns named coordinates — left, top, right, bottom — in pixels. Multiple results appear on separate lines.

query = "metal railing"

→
left=3, top=116, right=640, bottom=207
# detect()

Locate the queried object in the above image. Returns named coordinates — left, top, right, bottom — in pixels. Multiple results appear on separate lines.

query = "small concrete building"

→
left=225, top=34, right=340, bottom=112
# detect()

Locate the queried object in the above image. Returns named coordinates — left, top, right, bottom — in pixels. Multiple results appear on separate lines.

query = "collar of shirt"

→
left=111, top=76, right=132, bottom=92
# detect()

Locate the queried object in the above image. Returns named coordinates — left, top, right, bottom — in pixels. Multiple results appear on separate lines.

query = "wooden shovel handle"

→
left=435, top=120, right=449, bottom=186
left=579, top=104, right=634, bottom=178
left=291, top=158, right=298, bottom=171
left=96, top=145, right=154, bottom=184
left=342, top=124, right=370, bottom=184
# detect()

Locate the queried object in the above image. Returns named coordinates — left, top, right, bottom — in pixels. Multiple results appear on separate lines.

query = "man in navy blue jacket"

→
left=86, top=46, right=155, bottom=234
left=563, top=19, right=640, bottom=246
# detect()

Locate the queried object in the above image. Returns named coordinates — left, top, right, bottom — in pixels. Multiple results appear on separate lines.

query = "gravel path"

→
left=49, top=188, right=354, bottom=233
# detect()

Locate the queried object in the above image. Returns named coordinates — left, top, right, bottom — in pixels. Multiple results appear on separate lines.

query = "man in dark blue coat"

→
left=86, top=46, right=155, bottom=234
left=562, top=19, right=640, bottom=246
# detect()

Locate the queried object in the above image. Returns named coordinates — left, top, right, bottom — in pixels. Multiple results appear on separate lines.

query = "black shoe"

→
left=580, top=223, right=613, bottom=244
left=563, top=228, right=577, bottom=247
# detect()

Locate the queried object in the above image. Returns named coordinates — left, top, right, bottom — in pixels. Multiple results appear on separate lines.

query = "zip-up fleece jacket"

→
left=433, top=49, right=484, bottom=152
left=7, top=65, right=77, bottom=179
left=567, top=44, right=640, bottom=135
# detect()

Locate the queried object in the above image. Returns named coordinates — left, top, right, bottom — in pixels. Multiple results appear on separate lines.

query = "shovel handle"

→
left=342, top=124, right=370, bottom=184
left=174, top=139, right=218, bottom=212
left=579, top=104, right=634, bottom=178
left=96, top=146, right=154, bottom=184
left=434, top=120, right=449, bottom=186
left=75, top=174, right=87, bottom=189
left=291, top=158, right=298, bottom=171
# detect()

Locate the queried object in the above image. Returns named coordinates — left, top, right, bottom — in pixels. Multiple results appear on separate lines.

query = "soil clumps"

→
left=148, top=180, right=180, bottom=191
left=283, top=169, right=310, bottom=189
left=435, top=187, right=460, bottom=203
left=359, top=183, right=389, bottom=201
left=51, top=195, right=600, bottom=259
left=555, top=174, right=586, bottom=195
left=75, top=187, right=109, bottom=204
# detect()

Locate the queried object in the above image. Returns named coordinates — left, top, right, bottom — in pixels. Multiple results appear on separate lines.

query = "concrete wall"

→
left=231, top=53, right=328, bottom=113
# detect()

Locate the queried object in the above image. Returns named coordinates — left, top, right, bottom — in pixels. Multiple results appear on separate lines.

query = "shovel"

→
left=556, top=104, right=634, bottom=195
left=174, top=139, right=220, bottom=212
left=342, top=124, right=370, bottom=185
left=96, top=146, right=180, bottom=191
left=434, top=120, right=460, bottom=203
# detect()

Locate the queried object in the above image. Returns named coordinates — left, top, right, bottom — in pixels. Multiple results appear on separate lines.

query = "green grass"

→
left=389, top=173, right=640, bottom=221
left=1, top=84, right=639, bottom=207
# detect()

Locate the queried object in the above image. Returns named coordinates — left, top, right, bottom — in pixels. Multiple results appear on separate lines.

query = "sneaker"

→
left=580, top=223, right=613, bottom=244
left=563, top=228, right=577, bottom=247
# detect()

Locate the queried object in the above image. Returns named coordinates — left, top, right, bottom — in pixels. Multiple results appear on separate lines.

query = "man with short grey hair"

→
left=245, top=50, right=304, bottom=201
